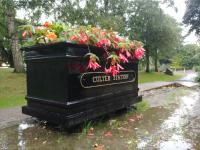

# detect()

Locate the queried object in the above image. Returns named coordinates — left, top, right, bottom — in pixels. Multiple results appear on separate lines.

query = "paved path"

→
left=0, top=71, right=198, bottom=129
left=0, top=107, right=29, bottom=129
left=139, top=81, right=174, bottom=92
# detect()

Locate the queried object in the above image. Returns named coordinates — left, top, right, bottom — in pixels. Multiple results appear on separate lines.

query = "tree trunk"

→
left=154, top=48, right=158, bottom=72
left=145, top=49, right=150, bottom=72
left=7, top=9, right=24, bottom=73
left=104, top=0, right=109, bottom=14
left=11, top=33, right=24, bottom=72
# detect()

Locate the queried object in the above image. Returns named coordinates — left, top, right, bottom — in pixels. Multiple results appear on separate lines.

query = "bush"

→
left=194, top=66, right=200, bottom=72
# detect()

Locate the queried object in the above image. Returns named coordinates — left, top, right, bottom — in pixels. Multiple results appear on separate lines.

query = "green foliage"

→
left=171, top=55, right=182, bottom=68
left=138, top=72, right=183, bottom=83
left=128, top=0, right=182, bottom=72
left=82, top=121, right=93, bottom=135
left=54, top=0, right=129, bottom=35
left=183, top=0, right=200, bottom=35
left=178, top=44, right=200, bottom=69
left=0, top=68, right=26, bottom=108
left=135, top=101, right=150, bottom=112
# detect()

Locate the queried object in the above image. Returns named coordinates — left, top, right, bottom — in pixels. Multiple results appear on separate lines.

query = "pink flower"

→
left=126, top=51, right=132, bottom=58
left=120, top=48, right=125, bottom=53
left=134, top=47, right=145, bottom=59
left=105, top=65, right=120, bottom=76
left=79, top=35, right=89, bottom=44
left=87, top=60, right=101, bottom=71
left=95, top=39, right=111, bottom=47
left=22, top=31, right=27, bottom=38
left=70, top=35, right=79, bottom=41
left=117, top=63, right=124, bottom=70
left=119, top=53, right=128, bottom=63
left=114, top=36, right=123, bottom=43
left=105, top=67, right=111, bottom=74
left=22, top=31, right=32, bottom=38
left=110, top=66, right=119, bottom=76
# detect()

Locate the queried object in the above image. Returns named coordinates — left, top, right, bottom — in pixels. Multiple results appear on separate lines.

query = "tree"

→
left=183, top=0, right=200, bottom=36
left=128, top=0, right=158, bottom=72
left=0, top=0, right=55, bottom=72
left=154, top=15, right=182, bottom=71
left=128, top=0, right=182, bottom=72
left=179, top=44, right=200, bottom=69
left=55, top=0, right=129, bottom=34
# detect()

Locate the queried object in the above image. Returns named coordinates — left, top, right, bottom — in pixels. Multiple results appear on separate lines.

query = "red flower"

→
left=95, top=39, right=111, bottom=47
left=105, top=67, right=111, bottom=74
left=87, top=60, right=101, bottom=71
left=43, top=21, right=51, bottom=27
left=119, top=53, right=128, bottom=63
left=100, top=31, right=107, bottom=36
left=104, top=131, right=113, bottom=137
left=134, top=47, right=145, bottom=60
left=105, top=65, right=119, bottom=76
left=111, top=66, right=119, bottom=76
left=79, top=35, right=89, bottom=44
left=114, top=36, right=123, bottom=43
left=70, top=35, right=79, bottom=41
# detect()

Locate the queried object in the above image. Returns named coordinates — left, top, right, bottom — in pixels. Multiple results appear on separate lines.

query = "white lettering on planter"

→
left=80, top=71, right=136, bottom=88
left=92, top=74, right=129, bottom=83
left=93, top=76, right=111, bottom=83
left=113, top=74, right=129, bottom=81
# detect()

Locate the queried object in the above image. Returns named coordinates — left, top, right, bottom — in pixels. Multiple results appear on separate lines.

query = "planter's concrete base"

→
left=22, top=95, right=142, bottom=128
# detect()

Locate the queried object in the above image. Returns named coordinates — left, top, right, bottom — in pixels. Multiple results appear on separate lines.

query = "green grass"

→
left=138, top=72, right=184, bottom=83
left=0, top=68, right=26, bottom=109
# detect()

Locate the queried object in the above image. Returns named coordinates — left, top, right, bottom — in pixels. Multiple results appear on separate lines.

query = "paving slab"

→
left=139, top=81, right=175, bottom=92
left=0, top=107, right=29, bottom=129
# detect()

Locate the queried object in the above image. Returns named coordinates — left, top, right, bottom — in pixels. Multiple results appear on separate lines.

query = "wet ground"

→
left=1, top=86, right=200, bottom=150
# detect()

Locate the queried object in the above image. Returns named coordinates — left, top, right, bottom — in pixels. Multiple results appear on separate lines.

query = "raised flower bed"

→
left=21, top=22, right=145, bottom=127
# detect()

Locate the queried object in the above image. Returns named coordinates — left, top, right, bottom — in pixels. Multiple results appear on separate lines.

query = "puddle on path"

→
left=1, top=87, right=200, bottom=150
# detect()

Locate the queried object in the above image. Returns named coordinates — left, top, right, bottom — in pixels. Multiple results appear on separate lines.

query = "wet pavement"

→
left=0, top=107, right=29, bottom=129
left=139, top=70, right=198, bottom=92
left=1, top=86, right=200, bottom=150
left=176, top=71, right=198, bottom=87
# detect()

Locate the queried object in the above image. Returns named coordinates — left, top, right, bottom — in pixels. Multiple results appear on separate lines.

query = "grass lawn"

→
left=0, top=68, right=26, bottom=109
left=138, top=71, right=184, bottom=83
left=0, top=68, right=184, bottom=109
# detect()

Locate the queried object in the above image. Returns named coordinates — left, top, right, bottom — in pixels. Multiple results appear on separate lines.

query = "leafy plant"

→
left=82, top=121, right=93, bottom=135
left=20, top=22, right=145, bottom=76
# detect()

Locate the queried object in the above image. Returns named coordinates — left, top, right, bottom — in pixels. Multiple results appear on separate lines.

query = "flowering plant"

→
left=21, top=22, right=145, bottom=76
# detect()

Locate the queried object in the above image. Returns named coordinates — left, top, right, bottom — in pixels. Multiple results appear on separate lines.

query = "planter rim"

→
left=20, top=41, right=106, bottom=52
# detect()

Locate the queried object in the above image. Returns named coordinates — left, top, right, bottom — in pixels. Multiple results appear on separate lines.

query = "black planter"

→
left=21, top=42, right=142, bottom=127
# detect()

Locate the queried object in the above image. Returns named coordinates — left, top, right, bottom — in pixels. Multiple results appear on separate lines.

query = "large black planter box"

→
left=21, top=42, right=142, bottom=127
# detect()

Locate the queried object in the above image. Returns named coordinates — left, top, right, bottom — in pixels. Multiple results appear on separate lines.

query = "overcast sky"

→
left=17, top=0, right=198, bottom=44
left=161, top=0, right=198, bottom=44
